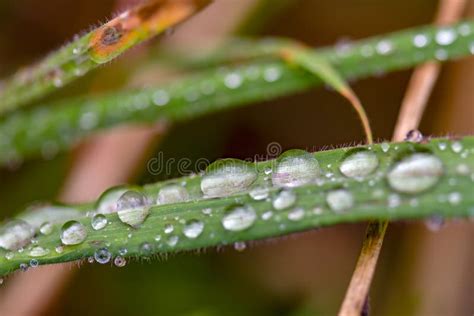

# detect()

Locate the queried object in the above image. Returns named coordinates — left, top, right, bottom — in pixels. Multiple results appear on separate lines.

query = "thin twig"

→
left=338, top=1, right=467, bottom=315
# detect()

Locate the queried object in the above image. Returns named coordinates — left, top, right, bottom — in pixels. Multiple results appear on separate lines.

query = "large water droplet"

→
left=183, top=220, right=204, bottom=239
left=272, top=149, right=320, bottom=188
left=0, top=220, right=35, bottom=251
left=339, top=151, right=378, bottom=178
left=60, top=221, right=87, bottom=245
left=91, top=214, right=107, bottom=230
left=96, top=186, right=129, bottom=214
left=20, top=205, right=82, bottom=229
left=326, top=189, right=354, bottom=213
left=116, top=191, right=150, bottom=227
left=157, top=185, right=189, bottom=205
left=435, top=28, right=457, bottom=46
left=221, top=205, right=257, bottom=231
left=272, top=190, right=296, bottom=210
left=387, top=153, right=443, bottom=194
left=94, top=248, right=112, bottom=264
left=201, top=159, right=257, bottom=198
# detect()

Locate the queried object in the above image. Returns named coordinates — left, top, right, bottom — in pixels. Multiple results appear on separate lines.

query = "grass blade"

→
left=0, top=0, right=213, bottom=114
left=0, top=136, right=473, bottom=276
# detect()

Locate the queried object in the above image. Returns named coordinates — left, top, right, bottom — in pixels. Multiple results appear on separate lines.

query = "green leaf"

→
left=1, top=21, right=474, bottom=167
left=0, top=0, right=213, bottom=114
left=0, top=137, right=472, bottom=276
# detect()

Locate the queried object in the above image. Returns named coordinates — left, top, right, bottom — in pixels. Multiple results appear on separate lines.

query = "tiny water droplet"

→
left=116, top=191, right=150, bottom=227
left=114, top=256, right=127, bottom=267
left=94, top=248, right=112, bottom=264
left=451, top=141, right=463, bottom=153
left=29, top=259, right=39, bottom=268
left=60, top=221, right=87, bottom=245
left=55, top=246, right=64, bottom=254
left=202, top=208, right=212, bottom=216
left=425, top=215, right=444, bottom=231
left=39, top=222, right=53, bottom=235
left=234, top=241, right=247, bottom=252
left=381, top=142, right=390, bottom=153
left=19, top=263, right=28, bottom=272
left=405, top=129, right=424, bottom=143
left=376, top=40, right=394, bottom=55
left=326, top=189, right=354, bottom=213
left=152, top=90, right=170, bottom=106
left=224, top=72, right=243, bottom=89
left=201, top=159, right=257, bottom=198
left=413, top=34, right=430, bottom=48
left=164, top=224, right=174, bottom=234
left=222, top=205, right=257, bottom=231
left=263, top=66, right=282, bottom=82
left=5, top=252, right=14, bottom=260
left=91, top=214, right=107, bottom=230
left=288, top=207, right=305, bottom=221
left=167, top=235, right=179, bottom=247
left=261, top=210, right=273, bottom=220
left=272, top=190, right=296, bottom=210
left=339, top=151, right=378, bottom=178
left=272, top=149, right=320, bottom=188
left=435, top=28, right=457, bottom=46
left=119, top=248, right=128, bottom=256
left=157, top=185, right=189, bottom=205
left=387, top=153, right=443, bottom=194
left=249, top=187, right=270, bottom=200
left=183, top=220, right=204, bottom=239
left=448, top=192, right=462, bottom=205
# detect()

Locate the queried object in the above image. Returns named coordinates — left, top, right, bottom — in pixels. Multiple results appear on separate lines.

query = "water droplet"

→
left=167, top=235, right=179, bottom=247
left=326, top=189, right=354, bottom=213
left=263, top=66, right=282, bottom=82
left=272, top=190, right=296, bottom=210
left=60, top=221, right=87, bottom=245
left=114, top=256, right=127, bottom=267
left=405, top=129, right=423, bottom=143
left=164, top=224, right=174, bottom=234
left=55, top=246, right=64, bottom=254
left=140, top=242, right=153, bottom=255
left=201, top=159, right=257, bottom=198
left=96, top=186, right=129, bottom=214
left=152, top=90, right=170, bottom=106
left=381, top=142, right=390, bottom=153
left=221, top=205, right=257, bottom=231
left=376, top=40, right=394, bottom=55
left=413, top=34, right=430, bottom=48
left=224, top=72, right=243, bottom=89
left=39, top=222, right=53, bottom=235
left=234, top=241, right=247, bottom=252
left=448, top=192, right=462, bottom=205
left=94, top=248, right=111, bottom=264
left=261, top=210, right=273, bottom=220
left=29, top=259, right=39, bottom=268
left=288, top=207, right=305, bottom=221
left=249, top=187, right=270, bottom=200
left=451, top=141, right=463, bottom=153
left=19, top=263, right=28, bottom=272
left=183, top=220, right=204, bottom=239
left=339, top=151, right=378, bottom=178
left=202, top=208, right=212, bottom=216
left=387, top=193, right=401, bottom=208
left=456, top=164, right=470, bottom=175
left=5, top=252, right=14, bottom=260
left=387, top=153, right=443, bottom=194
left=435, top=28, right=457, bottom=46
left=116, top=191, right=150, bottom=227
left=91, top=214, right=107, bottom=230
left=425, top=215, right=444, bottom=231
left=29, top=246, right=49, bottom=257
left=438, top=142, right=447, bottom=151
left=272, top=149, right=320, bottom=188
left=0, top=220, right=35, bottom=251
left=119, top=248, right=128, bottom=256
left=157, top=185, right=189, bottom=205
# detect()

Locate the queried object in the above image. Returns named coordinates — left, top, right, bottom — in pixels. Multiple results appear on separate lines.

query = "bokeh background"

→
left=0, top=0, right=473, bottom=315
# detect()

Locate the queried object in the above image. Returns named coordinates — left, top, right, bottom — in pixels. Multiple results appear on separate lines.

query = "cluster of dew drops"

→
left=0, top=128, right=473, bottom=284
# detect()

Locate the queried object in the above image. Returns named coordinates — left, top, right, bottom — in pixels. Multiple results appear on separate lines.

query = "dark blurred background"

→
left=0, top=0, right=473, bottom=315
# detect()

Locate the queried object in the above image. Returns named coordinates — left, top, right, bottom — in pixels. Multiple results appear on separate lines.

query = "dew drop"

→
left=183, top=220, right=204, bottom=239
left=164, top=224, right=174, bottom=234
left=224, top=72, right=243, bottom=89
left=96, top=186, right=129, bottom=214
left=39, top=222, right=53, bottom=235
left=326, top=189, right=354, bottom=213
left=234, top=241, right=247, bottom=252
left=140, top=242, right=153, bottom=255
left=60, top=221, right=87, bottom=245
left=272, top=190, right=296, bottom=210
left=91, top=214, right=107, bottom=230
left=261, top=210, right=273, bottom=220
left=55, top=246, right=64, bottom=254
left=435, top=28, right=457, bottom=46
left=202, top=208, right=212, bottom=216
left=387, top=153, right=443, bottom=194
left=451, top=141, right=463, bottom=153
left=29, top=259, right=39, bottom=268
left=405, top=129, right=424, bottom=143
left=116, top=191, right=150, bottom=227
left=5, top=252, right=14, bottom=260
left=119, top=248, right=128, bottom=256
left=413, top=34, right=430, bottom=48
left=152, top=90, right=170, bottom=106
left=425, top=215, right=444, bottom=231
left=381, top=142, right=390, bottom=153
left=448, top=192, right=462, bottom=205
left=201, top=159, right=257, bottom=198
left=157, top=185, right=189, bottom=205
left=29, top=246, right=49, bottom=257
left=288, top=207, right=305, bottom=221
left=94, top=248, right=112, bottom=264
left=249, top=187, right=270, bottom=200
left=114, top=256, right=127, bottom=267
left=339, top=151, right=379, bottom=178
left=167, top=235, right=179, bottom=247
left=0, top=220, right=35, bottom=251
left=221, top=205, right=257, bottom=231
left=376, top=40, right=394, bottom=55
left=263, top=66, right=282, bottom=82
left=272, top=149, right=320, bottom=188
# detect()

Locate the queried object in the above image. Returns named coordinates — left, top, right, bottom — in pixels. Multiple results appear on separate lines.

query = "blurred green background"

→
left=0, top=0, right=473, bottom=315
